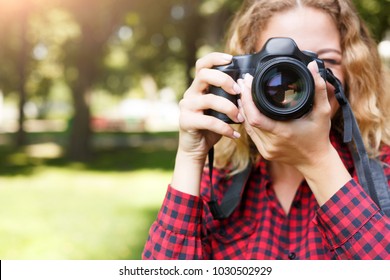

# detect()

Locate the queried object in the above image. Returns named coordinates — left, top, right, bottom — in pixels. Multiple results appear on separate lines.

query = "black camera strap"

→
left=207, top=147, right=252, bottom=219
left=326, top=69, right=385, bottom=211
left=207, top=68, right=388, bottom=220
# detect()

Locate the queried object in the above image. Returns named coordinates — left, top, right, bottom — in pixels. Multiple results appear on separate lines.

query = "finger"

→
left=180, top=93, right=242, bottom=123
left=195, top=52, right=233, bottom=74
left=180, top=112, right=240, bottom=139
left=199, top=94, right=243, bottom=123
left=190, top=68, right=241, bottom=95
left=239, top=74, right=277, bottom=132
left=308, top=61, right=331, bottom=117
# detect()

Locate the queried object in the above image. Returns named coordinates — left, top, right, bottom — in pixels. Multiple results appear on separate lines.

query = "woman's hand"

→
left=238, top=61, right=351, bottom=204
left=177, top=52, right=243, bottom=162
left=172, top=52, right=243, bottom=196
left=239, top=61, right=333, bottom=169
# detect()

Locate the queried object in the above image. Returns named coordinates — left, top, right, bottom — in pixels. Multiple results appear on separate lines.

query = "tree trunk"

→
left=67, top=85, right=92, bottom=162
left=15, top=5, right=29, bottom=147
left=63, top=0, right=130, bottom=162
left=66, top=32, right=96, bottom=161
left=182, top=1, right=202, bottom=87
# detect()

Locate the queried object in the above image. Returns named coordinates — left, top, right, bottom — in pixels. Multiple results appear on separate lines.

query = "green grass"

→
left=0, top=133, right=177, bottom=259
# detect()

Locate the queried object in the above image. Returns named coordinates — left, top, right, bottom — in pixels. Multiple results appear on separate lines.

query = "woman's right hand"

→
left=171, top=52, right=243, bottom=196
left=178, top=52, right=243, bottom=163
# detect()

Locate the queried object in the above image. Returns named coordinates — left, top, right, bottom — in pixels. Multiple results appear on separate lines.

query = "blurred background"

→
left=0, top=0, right=389, bottom=260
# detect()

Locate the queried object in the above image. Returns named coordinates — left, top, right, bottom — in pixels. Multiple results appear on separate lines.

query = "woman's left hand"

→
left=239, top=61, right=352, bottom=205
left=238, top=61, right=334, bottom=170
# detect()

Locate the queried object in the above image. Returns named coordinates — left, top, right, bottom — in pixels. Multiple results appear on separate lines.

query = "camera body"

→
left=208, top=37, right=326, bottom=122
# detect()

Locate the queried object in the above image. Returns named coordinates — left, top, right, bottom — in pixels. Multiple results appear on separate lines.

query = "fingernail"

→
left=244, top=73, right=252, bottom=82
left=233, top=83, right=241, bottom=94
left=237, top=98, right=243, bottom=108
left=310, top=61, right=320, bottom=73
left=233, top=131, right=241, bottom=139
left=237, top=78, right=245, bottom=92
left=237, top=113, right=244, bottom=123
left=243, top=73, right=253, bottom=87
left=223, top=54, right=233, bottom=62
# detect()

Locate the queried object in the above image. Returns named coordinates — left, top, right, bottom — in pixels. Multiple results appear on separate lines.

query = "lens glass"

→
left=262, top=66, right=305, bottom=109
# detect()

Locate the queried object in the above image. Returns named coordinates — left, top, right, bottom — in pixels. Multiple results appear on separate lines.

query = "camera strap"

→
left=207, top=147, right=252, bottom=219
left=326, top=69, right=384, bottom=211
left=207, top=68, right=388, bottom=220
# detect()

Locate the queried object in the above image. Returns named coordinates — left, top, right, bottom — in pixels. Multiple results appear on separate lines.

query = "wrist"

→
left=298, top=146, right=352, bottom=205
left=176, top=146, right=208, bottom=167
left=170, top=149, right=207, bottom=196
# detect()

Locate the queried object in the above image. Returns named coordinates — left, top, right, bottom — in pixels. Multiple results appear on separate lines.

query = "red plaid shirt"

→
left=143, top=132, right=390, bottom=259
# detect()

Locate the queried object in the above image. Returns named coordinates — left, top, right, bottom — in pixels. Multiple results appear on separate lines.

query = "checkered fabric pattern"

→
left=142, top=131, right=390, bottom=259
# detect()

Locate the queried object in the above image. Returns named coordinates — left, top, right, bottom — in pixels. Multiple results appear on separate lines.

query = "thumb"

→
left=308, top=61, right=329, bottom=113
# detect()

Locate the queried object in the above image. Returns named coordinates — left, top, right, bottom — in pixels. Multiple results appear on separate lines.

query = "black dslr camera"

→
left=208, top=37, right=326, bottom=122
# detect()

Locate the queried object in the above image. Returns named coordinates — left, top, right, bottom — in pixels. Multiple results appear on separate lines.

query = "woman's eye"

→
left=322, top=58, right=341, bottom=66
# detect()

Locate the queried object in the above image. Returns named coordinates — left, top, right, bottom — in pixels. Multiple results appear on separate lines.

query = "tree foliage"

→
left=0, top=0, right=388, bottom=161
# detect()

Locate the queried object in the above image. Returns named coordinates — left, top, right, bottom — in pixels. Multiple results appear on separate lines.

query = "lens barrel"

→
left=252, top=57, right=315, bottom=120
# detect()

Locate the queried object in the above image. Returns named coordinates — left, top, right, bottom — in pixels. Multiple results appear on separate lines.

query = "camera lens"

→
left=263, top=66, right=304, bottom=109
left=252, top=58, right=314, bottom=120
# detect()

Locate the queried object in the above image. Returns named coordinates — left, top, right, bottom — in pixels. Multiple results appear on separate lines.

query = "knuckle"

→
left=178, top=98, right=186, bottom=109
left=279, top=129, right=293, bottom=140
left=324, top=105, right=332, bottom=116
left=179, top=97, right=192, bottom=111
left=319, top=101, right=332, bottom=116
left=267, top=145, right=278, bottom=156
left=182, top=89, right=191, bottom=99
left=262, top=146, right=278, bottom=161
left=260, top=149, right=272, bottom=161
left=195, top=58, right=204, bottom=71
left=247, top=117, right=260, bottom=127
left=197, top=68, right=208, bottom=80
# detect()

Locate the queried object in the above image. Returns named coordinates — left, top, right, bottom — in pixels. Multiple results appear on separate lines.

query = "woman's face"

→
left=256, top=7, right=343, bottom=117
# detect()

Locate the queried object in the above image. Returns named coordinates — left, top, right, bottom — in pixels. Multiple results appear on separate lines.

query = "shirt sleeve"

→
left=142, top=185, right=207, bottom=260
left=314, top=179, right=390, bottom=259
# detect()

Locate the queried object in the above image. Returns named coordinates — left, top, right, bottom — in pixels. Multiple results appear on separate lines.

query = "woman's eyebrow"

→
left=317, top=48, right=342, bottom=55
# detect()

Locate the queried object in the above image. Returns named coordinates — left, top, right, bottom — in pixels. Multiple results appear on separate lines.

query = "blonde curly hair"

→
left=214, top=0, right=390, bottom=172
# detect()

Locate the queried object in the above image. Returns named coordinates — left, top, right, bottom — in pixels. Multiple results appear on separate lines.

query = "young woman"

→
left=143, top=0, right=390, bottom=259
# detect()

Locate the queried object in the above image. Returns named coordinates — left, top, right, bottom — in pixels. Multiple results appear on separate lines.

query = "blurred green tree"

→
left=57, top=0, right=130, bottom=161
left=0, top=0, right=388, bottom=161
left=353, top=0, right=390, bottom=41
left=0, top=1, right=34, bottom=146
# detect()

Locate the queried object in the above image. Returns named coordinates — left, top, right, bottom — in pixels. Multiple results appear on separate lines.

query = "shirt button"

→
left=288, top=252, right=296, bottom=260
